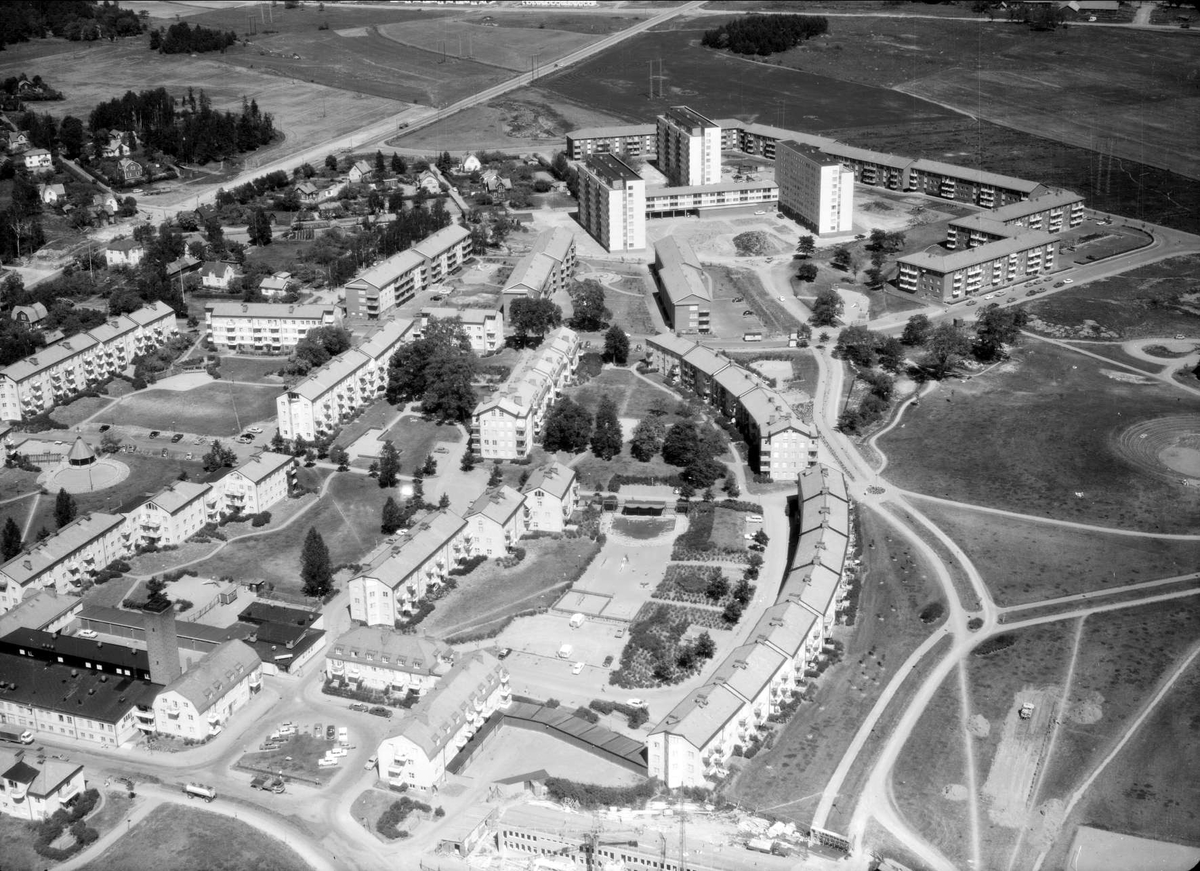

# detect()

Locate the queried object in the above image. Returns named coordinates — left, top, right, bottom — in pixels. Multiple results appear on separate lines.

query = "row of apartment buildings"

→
left=0, top=449, right=296, bottom=613
left=343, top=224, right=473, bottom=320
left=471, top=327, right=581, bottom=460
left=204, top=302, right=341, bottom=355
left=648, top=465, right=853, bottom=788
left=0, top=302, right=177, bottom=422
left=347, top=463, right=578, bottom=628
left=646, top=335, right=819, bottom=481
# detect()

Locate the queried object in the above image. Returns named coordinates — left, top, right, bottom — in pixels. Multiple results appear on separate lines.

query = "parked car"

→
left=496, top=647, right=512, bottom=660
left=337, top=726, right=348, bottom=743
left=349, top=703, right=368, bottom=713
left=626, top=698, right=646, bottom=708
left=742, top=310, right=754, bottom=317
left=236, top=435, right=254, bottom=445
left=754, top=210, right=766, bottom=215
left=602, top=655, right=614, bottom=668
left=325, top=725, right=336, bottom=740
left=434, top=446, right=449, bottom=454
left=732, top=296, right=744, bottom=303
left=248, top=426, right=263, bottom=434
left=747, top=514, right=763, bottom=523
left=1026, top=289, right=1038, bottom=297
left=368, top=706, right=392, bottom=719
left=615, top=627, right=625, bottom=639
left=171, top=433, right=184, bottom=443
left=98, top=425, right=110, bottom=433
left=77, top=629, right=98, bottom=639
left=365, top=755, right=378, bottom=770
left=148, top=431, right=160, bottom=439
left=314, top=723, right=323, bottom=736
left=160, top=448, right=169, bottom=458
left=1063, top=278, right=1074, bottom=283
left=966, top=300, right=978, bottom=306
left=571, top=661, right=585, bottom=675
left=1054, top=282, right=1065, bottom=288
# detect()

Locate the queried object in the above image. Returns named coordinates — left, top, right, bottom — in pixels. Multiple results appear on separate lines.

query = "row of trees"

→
left=0, top=1, right=145, bottom=46
left=701, top=13, right=829, bottom=56
left=150, top=22, right=236, bottom=54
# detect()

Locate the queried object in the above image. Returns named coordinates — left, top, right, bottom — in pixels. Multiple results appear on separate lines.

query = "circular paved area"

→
left=39, top=458, right=131, bottom=493
left=1112, top=414, right=1200, bottom=480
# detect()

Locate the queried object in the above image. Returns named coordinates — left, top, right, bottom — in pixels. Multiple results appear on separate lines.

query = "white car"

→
left=77, top=629, right=98, bottom=639
left=328, top=746, right=348, bottom=758
left=747, top=515, right=763, bottom=523
left=248, top=426, right=264, bottom=434
left=365, top=755, right=377, bottom=770
left=744, top=533, right=754, bottom=540
left=626, top=698, right=646, bottom=708
left=337, top=726, right=348, bottom=742
left=318, top=757, right=340, bottom=768
left=1063, top=278, right=1074, bottom=283
left=571, top=661, right=585, bottom=675
left=983, top=293, right=994, bottom=300
left=754, top=210, right=766, bottom=215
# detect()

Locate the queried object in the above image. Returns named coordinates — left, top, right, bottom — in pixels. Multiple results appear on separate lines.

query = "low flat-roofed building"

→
left=326, top=626, right=453, bottom=695
left=77, top=604, right=246, bottom=655
left=644, top=181, right=778, bottom=217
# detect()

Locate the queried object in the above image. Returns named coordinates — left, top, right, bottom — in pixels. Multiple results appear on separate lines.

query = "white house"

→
left=0, top=751, right=85, bottom=822
left=217, top=451, right=296, bottom=515
left=325, top=627, right=453, bottom=696
left=126, top=481, right=219, bottom=548
left=105, top=238, right=145, bottom=269
left=23, top=149, right=52, bottom=172
left=150, top=640, right=262, bottom=740
left=349, top=160, right=373, bottom=184
left=461, top=154, right=482, bottom=173
left=520, top=462, right=578, bottom=534
left=199, top=261, right=240, bottom=291
left=258, top=271, right=293, bottom=298
left=37, top=183, right=66, bottom=205
left=500, top=227, right=577, bottom=318
left=463, top=486, right=526, bottom=558
left=417, top=170, right=441, bottom=194
left=375, top=650, right=509, bottom=791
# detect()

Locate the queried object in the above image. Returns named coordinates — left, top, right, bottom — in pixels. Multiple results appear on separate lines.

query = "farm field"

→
left=111, top=382, right=282, bottom=436
left=80, top=803, right=313, bottom=871
left=761, top=16, right=1200, bottom=179
left=728, top=504, right=945, bottom=826
left=377, top=19, right=598, bottom=72
left=877, top=340, right=1200, bottom=533
left=1024, top=255, right=1200, bottom=341
left=913, top=501, right=1200, bottom=606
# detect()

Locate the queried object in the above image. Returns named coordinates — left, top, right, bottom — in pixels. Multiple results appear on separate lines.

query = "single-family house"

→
left=417, top=170, right=441, bottom=194
left=461, top=154, right=482, bottom=173
left=10, top=303, right=48, bottom=327
left=258, top=272, right=293, bottom=298
left=105, top=238, right=145, bottom=269
left=117, top=157, right=143, bottom=182
left=101, top=133, right=131, bottom=159
left=8, top=132, right=31, bottom=153
left=296, top=182, right=319, bottom=203
left=199, top=261, right=240, bottom=291
left=0, top=750, right=86, bottom=822
left=348, top=160, right=373, bottom=184
left=165, top=254, right=200, bottom=281
left=23, top=149, right=52, bottom=173
left=37, top=183, right=66, bottom=205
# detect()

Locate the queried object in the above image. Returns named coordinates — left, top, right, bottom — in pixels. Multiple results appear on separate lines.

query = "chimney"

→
left=241, top=304, right=249, bottom=313
left=142, top=599, right=182, bottom=685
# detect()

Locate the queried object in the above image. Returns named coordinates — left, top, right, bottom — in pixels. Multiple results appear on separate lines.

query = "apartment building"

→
left=150, top=640, right=263, bottom=741
left=471, top=327, right=580, bottom=460
left=946, top=189, right=1085, bottom=249
left=0, top=302, right=177, bottom=422
left=500, top=228, right=577, bottom=317
left=276, top=318, right=415, bottom=441
left=564, top=123, right=656, bottom=161
left=344, top=224, right=472, bottom=319
left=125, top=481, right=220, bottom=548
left=464, top=485, right=527, bottom=557
left=898, top=229, right=1059, bottom=301
left=646, top=334, right=818, bottom=481
left=325, top=627, right=453, bottom=696
left=644, top=181, right=778, bottom=218
left=656, top=106, right=721, bottom=187
left=907, top=159, right=1043, bottom=208
left=0, top=513, right=129, bottom=612
left=520, top=462, right=578, bottom=533
left=104, top=238, right=144, bottom=268
left=204, top=303, right=341, bottom=354
left=416, top=307, right=504, bottom=354
left=653, top=237, right=711, bottom=334
left=0, top=750, right=85, bottom=822
left=375, top=650, right=509, bottom=792
left=776, top=140, right=855, bottom=236
left=577, top=154, right=646, bottom=252
left=348, top=510, right=468, bottom=627
left=216, top=451, right=297, bottom=515
left=825, top=143, right=914, bottom=192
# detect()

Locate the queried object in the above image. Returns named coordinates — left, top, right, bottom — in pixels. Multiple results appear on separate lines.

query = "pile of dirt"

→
left=733, top=231, right=777, bottom=257
left=862, top=200, right=896, bottom=213
left=499, top=100, right=570, bottom=141
left=967, top=714, right=991, bottom=738
left=1026, top=316, right=1121, bottom=340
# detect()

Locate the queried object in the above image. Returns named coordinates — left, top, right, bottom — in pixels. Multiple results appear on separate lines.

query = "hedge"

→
left=544, top=777, right=658, bottom=809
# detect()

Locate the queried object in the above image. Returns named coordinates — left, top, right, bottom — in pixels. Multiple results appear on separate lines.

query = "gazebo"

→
left=66, top=436, right=96, bottom=467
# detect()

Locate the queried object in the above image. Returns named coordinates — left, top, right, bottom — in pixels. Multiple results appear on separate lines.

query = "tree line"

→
left=701, top=13, right=829, bottom=56
left=0, top=1, right=145, bottom=47
left=149, top=22, right=237, bottom=54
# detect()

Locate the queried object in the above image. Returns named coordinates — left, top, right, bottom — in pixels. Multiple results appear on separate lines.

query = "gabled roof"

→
left=521, top=462, right=575, bottom=500
left=798, top=464, right=849, bottom=504
left=647, top=333, right=696, bottom=359
left=159, top=639, right=259, bottom=713
left=748, top=600, right=818, bottom=660
left=899, top=229, right=1058, bottom=274
left=199, top=261, right=238, bottom=279
left=0, top=513, right=126, bottom=587
left=655, top=236, right=710, bottom=306
left=356, top=510, right=467, bottom=590
left=228, top=451, right=294, bottom=484
left=465, top=485, right=524, bottom=527
left=649, top=682, right=744, bottom=749
left=107, top=238, right=143, bottom=252
left=411, top=223, right=470, bottom=259
left=140, top=481, right=211, bottom=516
left=382, top=650, right=503, bottom=759
left=910, top=158, right=1042, bottom=194
left=680, top=343, right=729, bottom=378
left=330, top=626, right=451, bottom=676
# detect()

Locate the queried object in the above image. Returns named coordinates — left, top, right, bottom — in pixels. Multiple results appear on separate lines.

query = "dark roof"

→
left=494, top=769, right=550, bottom=786
left=0, top=627, right=148, bottom=673
left=2, top=760, right=39, bottom=785
left=0, top=652, right=160, bottom=723
left=501, top=702, right=646, bottom=768
left=78, top=604, right=244, bottom=645
left=242, top=628, right=325, bottom=673
left=248, top=621, right=307, bottom=646
left=238, top=602, right=320, bottom=628
left=585, top=154, right=642, bottom=186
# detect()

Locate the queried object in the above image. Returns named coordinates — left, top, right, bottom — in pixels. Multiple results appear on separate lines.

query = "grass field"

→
left=423, top=535, right=601, bottom=640
left=914, top=501, right=1200, bottom=607
left=377, top=18, right=598, bottom=72
left=1058, top=342, right=1165, bottom=375
left=217, top=356, right=287, bottom=384
left=80, top=803, right=313, bottom=871
left=728, top=504, right=945, bottom=826
left=877, top=341, right=1200, bottom=533
left=605, top=276, right=660, bottom=335
left=0, top=812, right=44, bottom=871
left=50, top=395, right=115, bottom=427
left=1040, top=657, right=1200, bottom=871
left=380, top=417, right=463, bottom=475
left=1025, top=255, right=1200, bottom=341
left=112, top=382, right=282, bottom=436
left=239, top=733, right=341, bottom=785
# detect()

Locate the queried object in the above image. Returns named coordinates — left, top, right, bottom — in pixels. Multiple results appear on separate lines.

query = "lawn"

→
left=1039, top=657, right=1200, bottom=871
left=605, top=276, right=660, bottom=336
left=379, top=417, right=463, bottom=475
left=728, top=504, right=947, bottom=827
left=50, top=395, right=115, bottom=427
left=239, top=733, right=343, bottom=786
left=80, top=803, right=313, bottom=871
left=0, top=812, right=45, bottom=871
left=891, top=671, right=970, bottom=870
left=915, top=501, right=1200, bottom=607
left=877, top=341, right=1200, bottom=533
left=217, top=356, right=287, bottom=384
left=1025, top=255, right=1200, bottom=341
left=422, top=535, right=602, bottom=641
left=110, top=382, right=282, bottom=436
left=188, top=471, right=383, bottom=599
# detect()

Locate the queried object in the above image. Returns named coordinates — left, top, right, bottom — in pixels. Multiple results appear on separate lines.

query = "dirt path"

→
left=957, top=660, right=984, bottom=870
left=21, top=492, right=41, bottom=542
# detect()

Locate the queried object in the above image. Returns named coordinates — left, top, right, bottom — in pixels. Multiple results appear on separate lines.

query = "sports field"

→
left=112, top=382, right=281, bottom=436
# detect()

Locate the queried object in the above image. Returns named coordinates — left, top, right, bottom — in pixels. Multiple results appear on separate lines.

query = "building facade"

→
left=416, top=307, right=504, bottom=354
left=0, top=514, right=130, bottom=611
left=463, top=486, right=526, bottom=557
left=204, top=303, right=341, bottom=354
left=653, top=237, right=710, bottom=334
left=656, top=107, right=721, bottom=188
left=150, top=640, right=263, bottom=741
left=218, top=452, right=297, bottom=516
left=564, top=124, right=656, bottom=161
left=344, top=225, right=472, bottom=319
left=897, top=230, right=1059, bottom=301
left=500, top=228, right=577, bottom=318
left=0, top=751, right=85, bottom=822
left=126, top=482, right=219, bottom=549
left=776, top=140, right=855, bottom=236
left=577, top=154, right=646, bottom=252
left=325, top=627, right=453, bottom=696
left=104, top=238, right=144, bottom=268
left=520, top=462, right=578, bottom=533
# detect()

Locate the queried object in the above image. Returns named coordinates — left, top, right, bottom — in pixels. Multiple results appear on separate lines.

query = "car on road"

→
left=365, top=756, right=377, bottom=770
left=160, top=448, right=169, bottom=458
left=77, top=629, right=98, bottom=639
left=983, top=294, right=994, bottom=300
left=626, top=698, right=646, bottom=708
left=754, top=210, right=766, bottom=215
left=602, top=655, right=614, bottom=668
left=497, top=647, right=512, bottom=659
left=248, top=426, right=264, bottom=434
left=326, top=725, right=336, bottom=741
left=732, top=296, right=744, bottom=303
left=236, top=435, right=254, bottom=445
left=434, top=446, right=449, bottom=453
left=615, top=627, right=625, bottom=639
left=148, top=431, right=160, bottom=439
left=98, top=425, right=110, bottom=433
left=1054, top=281, right=1065, bottom=288
left=994, top=290, right=1006, bottom=297
left=742, top=310, right=754, bottom=317
left=171, top=433, right=184, bottom=443
left=1063, top=278, right=1074, bottom=283
left=966, top=300, right=978, bottom=306
left=571, top=661, right=585, bottom=675
left=185, top=453, right=193, bottom=460
left=747, top=514, right=763, bottom=523
left=430, top=295, right=443, bottom=301
left=349, top=703, right=368, bottom=712
left=193, top=437, right=205, bottom=445
left=368, top=706, right=392, bottom=719
left=1175, top=334, right=1186, bottom=340
left=1026, top=289, right=1038, bottom=297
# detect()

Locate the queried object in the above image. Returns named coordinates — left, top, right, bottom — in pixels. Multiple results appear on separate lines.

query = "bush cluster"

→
left=32, top=788, right=100, bottom=860
left=544, top=777, right=657, bottom=810
left=588, top=699, right=650, bottom=729
left=376, top=796, right=432, bottom=840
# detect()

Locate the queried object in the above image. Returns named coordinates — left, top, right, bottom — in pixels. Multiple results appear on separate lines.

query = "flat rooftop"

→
left=663, top=106, right=719, bottom=130
left=585, top=153, right=643, bottom=186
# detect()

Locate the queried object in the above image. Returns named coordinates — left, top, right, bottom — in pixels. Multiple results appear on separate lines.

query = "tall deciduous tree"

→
left=922, top=322, right=971, bottom=378
left=300, top=527, right=333, bottom=598
left=509, top=297, right=562, bottom=345
left=630, top=416, right=666, bottom=462
left=603, top=324, right=629, bottom=365
left=542, top=396, right=592, bottom=453
left=901, top=314, right=932, bottom=346
left=809, top=287, right=844, bottom=327
left=247, top=207, right=272, bottom=247
left=377, top=440, right=401, bottom=488
left=54, top=488, right=77, bottom=529
left=567, top=279, right=610, bottom=332
left=796, top=235, right=815, bottom=258
left=590, top=394, right=623, bottom=460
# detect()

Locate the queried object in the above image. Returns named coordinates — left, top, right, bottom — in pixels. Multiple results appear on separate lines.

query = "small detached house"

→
left=461, top=154, right=482, bottom=173
left=11, top=303, right=48, bottom=327
left=296, top=182, right=319, bottom=204
left=200, top=261, right=240, bottom=291
left=23, top=149, right=52, bottom=173
left=348, top=160, right=373, bottom=184
left=38, top=184, right=66, bottom=205
left=417, top=170, right=441, bottom=194
left=118, top=157, right=143, bottom=182
left=258, top=272, right=293, bottom=298
left=105, top=238, right=145, bottom=269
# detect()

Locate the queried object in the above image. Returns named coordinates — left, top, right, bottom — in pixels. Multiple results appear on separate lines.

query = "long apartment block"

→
left=500, top=227, right=577, bottom=317
left=416, top=307, right=504, bottom=354
left=646, top=334, right=818, bottom=482
left=471, top=327, right=580, bottom=460
left=204, top=302, right=341, bottom=354
left=0, top=302, right=177, bottom=422
left=653, top=237, right=711, bottom=334
left=946, top=189, right=1085, bottom=249
left=276, top=318, right=415, bottom=442
left=343, top=224, right=472, bottom=320
left=648, top=465, right=851, bottom=788
left=898, top=229, right=1059, bottom=301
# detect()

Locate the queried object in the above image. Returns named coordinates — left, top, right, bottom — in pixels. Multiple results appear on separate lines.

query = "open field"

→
left=50, top=395, right=115, bottom=427
left=1025, top=255, right=1200, bottom=341
left=188, top=471, right=382, bottom=597
left=423, top=535, right=602, bottom=641
left=1058, top=341, right=1166, bottom=375
left=0, top=39, right=399, bottom=170
left=757, top=16, right=1199, bottom=179
left=878, top=341, right=1200, bottom=533
left=728, top=504, right=945, bottom=826
left=111, top=382, right=282, bottom=436
left=569, top=367, right=679, bottom=420
left=377, top=18, right=599, bottom=72
left=217, top=355, right=287, bottom=384
left=80, top=803, right=313, bottom=871
left=891, top=671, right=970, bottom=869
left=604, top=276, right=660, bottom=335
left=1040, top=658, right=1200, bottom=871
left=239, top=733, right=341, bottom=786
left=914, top=501, right=1200, bottom=606
left=0, top=813, right=45, bottom=871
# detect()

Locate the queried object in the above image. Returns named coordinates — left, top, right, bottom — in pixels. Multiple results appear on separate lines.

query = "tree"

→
left=901, top=314, right=932, bottom=346
left=973, top=304, right=1029, bottom=361
left=695, top=631, right=716, bottom=660
left=683, top=457, right=725, bottom=488
left=836, top=325, right=878, bottom=367
left=247, top=207, right=272, bottom=247
left=630, top=416, right=666, bottom=462
left=202, top=440, right=237, bottom=472
left=324, top=154, right=338, bottom=171
left=487, top=463, right=503, bottom=487
left=705, top=573, right=729, bottom=602
left=796, top=235, right=815, bottom=258
left=438, top=493, right=450, bottom=509
left=1, top=517, right=22, bottom=560
left=100, top=430, right=123, bottom=454
left=722, top=599, right=744, bottom=624
left=877, top=336, right=905, bottom=373
left=810, top=287, right=844, bottom=327
left=831, top=246, right=853, bottom=271
left=542, top=396, right=592, bottom=453
left=390, top=152, right=406, bottom=175
left=381, top=497, right=405, bottom=534
left=145, top=575, right=170, bottom=610
left=922, top=322, right=971, bottom=378
left=567, top=279, right=610, bottom=332
left=300, top=528, right=333, bottom=598
left=54, top=488, right=77, bottom=529
left=509, top=297, right=563, bottom=345
left=329, top=445, right=350, bottom=469
left=723, top=475, right=740, bottom=498
left=795, top=262, right=818, bottom=283
left=603, top=324, right=629, bottom=365
left=590, top=394, right=623, bottom=460
left=59, top=116, right=85, bottom=159
left=436, top=150, right=453, bottom=173
left=662, top=422, right=701, bottom=467
left=421, top=352, right=477, bottom=423
left=378, top=440, right=401, bottom=488
left=374, top=150, right=386, bottom=175
left=422, top=455, right=437, bottom=476
left=289, top=325, right=351, bottom=374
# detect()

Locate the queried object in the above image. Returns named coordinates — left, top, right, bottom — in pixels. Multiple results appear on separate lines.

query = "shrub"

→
left=449, top=554, right=486, bottom=576
left=251, top=511, right=272, bottom=527
left=974, top=633, right=1016, bottom=656
left=573, top=705, right=600, bottom=723
left=919, top=602, right=945, bottom=624
left=544, top=777, right=657, bottom=809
